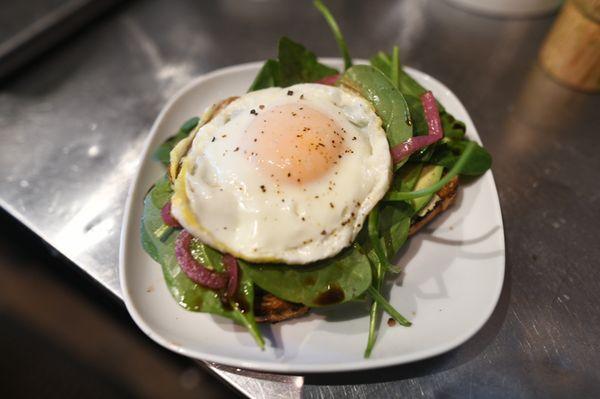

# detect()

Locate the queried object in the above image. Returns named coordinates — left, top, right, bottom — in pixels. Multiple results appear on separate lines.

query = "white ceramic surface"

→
left=445, top=0, right=560, bottom=17
left=119, top=59, right=505, bottom=373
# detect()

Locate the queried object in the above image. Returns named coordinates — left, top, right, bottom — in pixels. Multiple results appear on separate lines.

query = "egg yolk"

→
left=243, top=103, right=346, bottom=184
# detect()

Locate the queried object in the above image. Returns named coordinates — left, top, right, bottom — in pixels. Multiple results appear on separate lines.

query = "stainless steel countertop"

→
left=1, top=0, right=599, bottom=397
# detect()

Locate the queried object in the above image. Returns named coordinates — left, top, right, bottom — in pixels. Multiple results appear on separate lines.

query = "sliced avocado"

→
left=411, top=165, right=444, bottom=213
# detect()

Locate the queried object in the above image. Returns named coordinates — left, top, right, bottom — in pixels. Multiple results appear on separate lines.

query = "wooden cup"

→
left=539, top=0, right=600, bottom=92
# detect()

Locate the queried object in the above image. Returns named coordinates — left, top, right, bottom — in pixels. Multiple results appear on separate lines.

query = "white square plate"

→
left=119, top=59, right=505, bottom=373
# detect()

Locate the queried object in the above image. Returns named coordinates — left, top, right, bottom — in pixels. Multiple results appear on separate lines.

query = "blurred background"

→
left=0, top=210, right=232, bottom=398
left=0, top=0, right=598, bottom=398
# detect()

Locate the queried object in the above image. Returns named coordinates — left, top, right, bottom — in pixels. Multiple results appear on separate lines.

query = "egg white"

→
left=171, top=83, right=392, bottom=264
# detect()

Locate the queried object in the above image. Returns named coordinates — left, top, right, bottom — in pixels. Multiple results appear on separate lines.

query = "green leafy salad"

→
left=142, top=0, right=492, bottom=357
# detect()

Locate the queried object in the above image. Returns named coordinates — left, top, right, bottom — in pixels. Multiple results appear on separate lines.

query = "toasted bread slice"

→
left=254, top=291, right=309, bottom=323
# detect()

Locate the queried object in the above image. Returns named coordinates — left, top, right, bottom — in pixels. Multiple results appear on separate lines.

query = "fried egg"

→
left=171, top=83, right=392, bottom=264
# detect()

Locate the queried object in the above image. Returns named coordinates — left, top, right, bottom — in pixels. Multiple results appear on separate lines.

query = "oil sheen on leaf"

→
left=339, top=65, right=412, bottom=151
left=241, top=246, right=372, bottom=307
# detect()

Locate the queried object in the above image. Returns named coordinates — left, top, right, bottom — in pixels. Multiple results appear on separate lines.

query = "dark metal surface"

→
left=0, top=0, right=125, bottom=80
left=1, top=0, right=599, bottom=397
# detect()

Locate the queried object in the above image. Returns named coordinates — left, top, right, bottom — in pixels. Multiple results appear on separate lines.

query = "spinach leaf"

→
left=408, top=143, right=437, bottom=163
left=360, top=199, right=413, bottom=266
left=397, top=65, right=467, bottom=139
left=379, top=200, right=413, bottom=259
left=429, top=140, right=492, bottom=176
left=364, top=195, right=412, bottom=272
left=141, top=176, right=264, bottom=347
left=441, top=112, right=466, bottom=140
left=363, top=199, right=411, bottom=357
left=339, top=65, right=412, bottom=150
left=248, top=59, right=281, bottom=92
left=398, top=68, right=428, bottom=99
left=386, top=141, right=478, bottom=201
left=391, top=163, right=423, bottom=192
left=402, top=91, right=463, bottom=143
left=371, top=51, right=426, bottom=98
left=141, top=223, right=159, bottom=263
left=335, top=64, right=419, bottom=354
left=314, top=0, right=352, bottom=70
left=375, top=49, right=430, bottom=138
left=390, top=47, right=399, bottom=86
left=355, top=54, right=467, bottom=162
left=149, top=177, right=172, bottom=208
left=241, top=246, right=372, bottom=307
left=367, top=207, right=394, bottom=274
left=361, top=164, right=414, bottom=357
left=369, top=51, right=392, bottom=78
left=364, top=209, right=385, bottom=357
left=152, top=117, right=200, bottom=166
left=398, top=68, right=466, bottom=140
left=248, top=37, right=338, bottom=92
left=404, top=94, right=428, bottom=136
left=367, top=287, right=411, bottom=326
left=278, top=37, right=338, bottom=86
